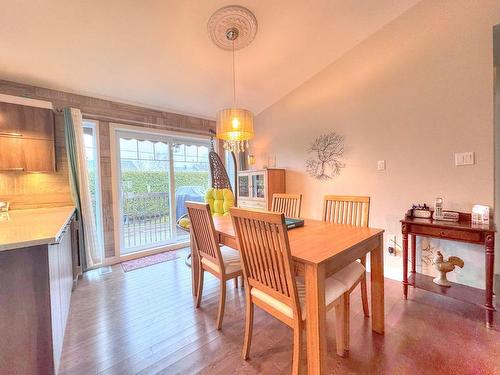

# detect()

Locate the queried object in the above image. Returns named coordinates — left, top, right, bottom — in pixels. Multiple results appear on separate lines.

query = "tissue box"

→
left=472, top=205, right=489, bottom=225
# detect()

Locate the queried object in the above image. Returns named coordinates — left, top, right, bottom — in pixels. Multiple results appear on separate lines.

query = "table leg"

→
left=190, top=233, right=199, bottom=297
left=402, top=225, right=408, bottom=299
left=371, top=234, right=385, bottom=334
left=485, top=234, right=495, bottom=328
left=305, top=263, right=327, bottom=375
left=411, top=234, right=416, bottom=274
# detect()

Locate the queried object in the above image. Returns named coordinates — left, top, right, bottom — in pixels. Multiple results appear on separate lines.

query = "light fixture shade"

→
left=216, top=108, right=254, bottom=141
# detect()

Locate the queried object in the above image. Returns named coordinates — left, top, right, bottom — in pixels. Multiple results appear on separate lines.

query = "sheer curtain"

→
left=64, top=108, right=102, bottom=269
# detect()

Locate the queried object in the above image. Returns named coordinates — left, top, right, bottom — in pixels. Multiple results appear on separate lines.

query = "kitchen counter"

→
left=0, top=206, right=75, bottom=251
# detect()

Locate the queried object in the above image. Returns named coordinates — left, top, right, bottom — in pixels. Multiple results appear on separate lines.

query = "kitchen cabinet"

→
left=237, top=168, right=286, bottom=210
left=0, top=101, right=56, bottom=172
left=0, top=102, right=54, bottom=139
left=0, top=207, right=77, bottom=375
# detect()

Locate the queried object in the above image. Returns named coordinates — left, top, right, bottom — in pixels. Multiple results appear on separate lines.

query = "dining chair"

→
left=271, top=193, right=303, bottom=218
left=186, top=202, right=242, bottom=330
left=230, top=207, right=350, bottom=374
left=323, top=195, right=370, bottom=318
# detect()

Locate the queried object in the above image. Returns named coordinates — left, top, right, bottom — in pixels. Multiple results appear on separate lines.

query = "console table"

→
left=401, top=213, right=496, bottom=327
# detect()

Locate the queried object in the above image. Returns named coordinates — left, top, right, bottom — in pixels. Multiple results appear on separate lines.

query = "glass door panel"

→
left=238, top=175, right=250, bottom=198
left=252, top=173, right=265, bottom=199
left=82, top=121, right=104, bottom=265
left=118, top=132, right=172, bottom=254
left=173, top=143, right=210, bottom=241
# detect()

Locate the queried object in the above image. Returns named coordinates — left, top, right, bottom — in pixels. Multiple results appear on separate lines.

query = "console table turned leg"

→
left=485, top=234, right=495, bottom=328
left=402, top=225, right=409, bottom=299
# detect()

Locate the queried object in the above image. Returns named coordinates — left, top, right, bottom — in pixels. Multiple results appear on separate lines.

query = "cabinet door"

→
left=251, top=173, right=266, bottom=200
left=0, top=137, right=55, bottom=172
left=0, top=137, right=24, bottom=171
left=238, top=174, right=250, bottom=198
left=0, top=102, right=54, bottom=140
left=22, top=138, right=56, bottom=172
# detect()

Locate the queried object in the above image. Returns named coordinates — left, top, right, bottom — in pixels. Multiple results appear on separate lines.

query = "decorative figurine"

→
left=432, top=251, right=464, bottom=287
left=410, top=203, right=431, bottom=218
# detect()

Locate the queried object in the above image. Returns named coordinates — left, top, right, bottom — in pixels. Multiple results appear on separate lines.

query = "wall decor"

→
left=306, top=132, right=345, bottom=180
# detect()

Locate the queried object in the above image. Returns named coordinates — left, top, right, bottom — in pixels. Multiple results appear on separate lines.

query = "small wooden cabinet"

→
left=0, top=101, right=56, bottom=172
left=237, top=168, right=286, bottom=210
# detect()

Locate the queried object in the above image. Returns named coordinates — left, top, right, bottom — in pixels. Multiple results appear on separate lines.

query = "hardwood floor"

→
left=59, top=248, right=499, bottom=374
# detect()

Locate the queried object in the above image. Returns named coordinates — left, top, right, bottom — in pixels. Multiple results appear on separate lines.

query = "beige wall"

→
left=252, top=0, right=500, bottom=279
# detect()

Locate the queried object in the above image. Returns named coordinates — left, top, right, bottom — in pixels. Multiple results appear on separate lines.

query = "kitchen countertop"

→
left=0, top=206, right=76, bottom=251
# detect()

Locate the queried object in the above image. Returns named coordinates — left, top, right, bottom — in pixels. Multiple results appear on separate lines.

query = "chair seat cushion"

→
left=250, top=276, right=347, bottom=320
left=331, top=261, right=366, bottom=289
left=201, top=246, right=241, bottom=275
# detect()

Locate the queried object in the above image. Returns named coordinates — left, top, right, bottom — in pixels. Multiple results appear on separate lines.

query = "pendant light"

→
left=208, top=6, right=258, bottom=153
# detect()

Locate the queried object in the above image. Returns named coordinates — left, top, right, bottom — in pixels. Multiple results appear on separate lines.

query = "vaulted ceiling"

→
left=0, top=0, right=420, bottom=119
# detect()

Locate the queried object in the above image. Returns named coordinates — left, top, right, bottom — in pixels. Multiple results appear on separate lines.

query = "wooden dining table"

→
left=190, top=216, right=385, bottom=374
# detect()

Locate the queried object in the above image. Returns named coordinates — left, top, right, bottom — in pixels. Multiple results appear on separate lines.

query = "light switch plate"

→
left=377, top=160, right=386, bottom=171
left=455, top=152, right=474, bottom=166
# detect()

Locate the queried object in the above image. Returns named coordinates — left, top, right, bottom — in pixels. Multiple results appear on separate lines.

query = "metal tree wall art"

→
left=306, top=132, right=345, bottom=180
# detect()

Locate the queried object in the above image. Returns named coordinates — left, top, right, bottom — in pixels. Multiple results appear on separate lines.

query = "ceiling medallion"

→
left=207, top=5, right=258, bottom=51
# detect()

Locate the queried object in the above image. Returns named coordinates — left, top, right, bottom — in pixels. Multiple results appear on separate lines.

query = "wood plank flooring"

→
left=59, top=249, right=500, bottom=374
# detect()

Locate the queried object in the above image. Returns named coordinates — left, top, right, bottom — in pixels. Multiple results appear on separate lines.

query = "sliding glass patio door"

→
left=115, top=129, right=209, bottom=256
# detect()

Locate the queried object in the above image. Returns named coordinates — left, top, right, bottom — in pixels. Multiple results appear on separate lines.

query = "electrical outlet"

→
left=377, top=160, right=386, bottom=171
left=387, top=234, right=396, bottom=255
left=386, top=234, right=402, bottom=256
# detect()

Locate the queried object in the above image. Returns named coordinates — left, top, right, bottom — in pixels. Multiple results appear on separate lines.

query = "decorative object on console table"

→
left=408, top=203, right=431, bottom=218
left=432, top=197, right=459, bottom=222
left=432, top=251, right=464, bottom=287
left=472, top=204, right=490, bottom=225
left=401, top=211, right=496, bottom=327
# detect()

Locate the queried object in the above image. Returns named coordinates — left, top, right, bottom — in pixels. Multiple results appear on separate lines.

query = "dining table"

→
left=190, top=216, right=385, bottom=374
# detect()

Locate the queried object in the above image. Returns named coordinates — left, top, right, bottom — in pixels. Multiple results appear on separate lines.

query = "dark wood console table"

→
left=401, top=213, right=496, bottom=327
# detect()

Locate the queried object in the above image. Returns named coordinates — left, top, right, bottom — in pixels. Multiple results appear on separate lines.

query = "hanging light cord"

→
left=232, top=39, right=236, bottom=106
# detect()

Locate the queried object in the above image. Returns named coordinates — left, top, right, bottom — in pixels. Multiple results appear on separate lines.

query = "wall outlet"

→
left=377, top=160, right=386, bottom=171
left=455, top=152, right=474, bottom=166
left=386, top=234, right=400, bottom=256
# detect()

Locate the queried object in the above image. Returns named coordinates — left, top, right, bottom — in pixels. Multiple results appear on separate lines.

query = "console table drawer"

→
left=411, top=225, right=482, bottom=243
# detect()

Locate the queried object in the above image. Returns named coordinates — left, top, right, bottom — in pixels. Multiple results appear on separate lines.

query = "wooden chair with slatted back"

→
left=323, top=195, right=370, bottom=318
left=186, top=202, right=242, bottom=330
left=230, top=207, right=350, bottom=374
left=271, top=193, right=303, bottom=218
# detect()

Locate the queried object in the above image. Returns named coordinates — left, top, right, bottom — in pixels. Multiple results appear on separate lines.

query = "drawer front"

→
left=238, top=199, right=266, bottom=210
left=411, top=225, right=482, bottom=243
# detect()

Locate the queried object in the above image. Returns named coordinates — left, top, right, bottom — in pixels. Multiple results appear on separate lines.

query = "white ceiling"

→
left=0, top=0, right=420, bottom=119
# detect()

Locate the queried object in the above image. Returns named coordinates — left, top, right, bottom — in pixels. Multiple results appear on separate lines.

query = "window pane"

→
left=154, top=142, right=169, bottom=161
left=173, top=144, right=185, bottom=161
left=120, top=138, right=138, bottom=159
left=82, top=122, right=104, bottom=265
left=138, top=140, right=154, bottom=160
left=225, top=150, right=236, bottom=192
left=174, top=144, right=210, bottom=241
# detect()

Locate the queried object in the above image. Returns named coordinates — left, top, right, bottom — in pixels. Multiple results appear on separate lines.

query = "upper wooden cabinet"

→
left=0, top=102, right=55, bottom=140
left=0, top=101, right=56, bottom=172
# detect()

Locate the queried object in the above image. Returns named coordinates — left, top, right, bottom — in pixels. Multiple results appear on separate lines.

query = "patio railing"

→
left=122, top=192, right=171, bottom=251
